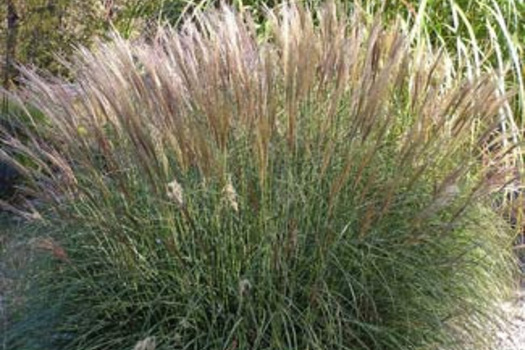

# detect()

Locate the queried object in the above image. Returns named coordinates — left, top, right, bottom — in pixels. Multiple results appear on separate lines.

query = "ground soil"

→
left=494, top=283, right=525, bottom=350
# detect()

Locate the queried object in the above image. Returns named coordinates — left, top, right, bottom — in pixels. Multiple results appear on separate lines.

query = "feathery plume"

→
left=223, top=176, right=239, bottom=212
left=167, top=178, right=184, bottom=208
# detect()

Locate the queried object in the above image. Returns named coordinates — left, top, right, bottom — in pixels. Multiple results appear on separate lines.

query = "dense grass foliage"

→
left=1, top=2, right=520, bottom=350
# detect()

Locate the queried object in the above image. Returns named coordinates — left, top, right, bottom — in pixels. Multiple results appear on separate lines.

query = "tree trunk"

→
left=2, top=0, right=19, bottom=112
left=4, top=0, right=19, bottom=89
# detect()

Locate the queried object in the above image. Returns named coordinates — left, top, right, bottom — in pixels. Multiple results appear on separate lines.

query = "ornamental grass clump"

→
left=1, top=2, right=520, bottom=350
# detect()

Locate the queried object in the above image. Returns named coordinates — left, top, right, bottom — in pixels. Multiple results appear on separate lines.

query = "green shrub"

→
left=3, top=2, right=519, bottom=350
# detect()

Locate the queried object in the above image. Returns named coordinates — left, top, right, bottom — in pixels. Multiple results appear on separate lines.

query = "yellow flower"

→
left=77, top=126, right=88, bottom=137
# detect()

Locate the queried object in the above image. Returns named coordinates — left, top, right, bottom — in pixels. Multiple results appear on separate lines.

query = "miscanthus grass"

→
left=1, top=2, right=521, bottom=350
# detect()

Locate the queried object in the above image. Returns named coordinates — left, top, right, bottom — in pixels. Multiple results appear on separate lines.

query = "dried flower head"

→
left=31, top=237, right=70, bottom=263
left=167, top=178, right=184, bottom=207
left=133, top=336, right=156, bottom=350
left=223, top=177, right=239, bottom=212
left=238, top=278, right=252, bottom=297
